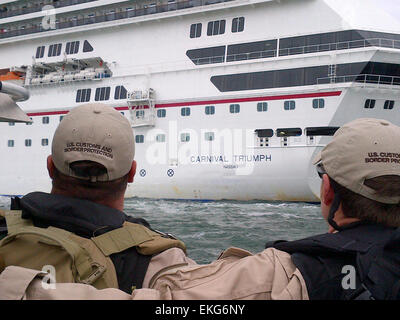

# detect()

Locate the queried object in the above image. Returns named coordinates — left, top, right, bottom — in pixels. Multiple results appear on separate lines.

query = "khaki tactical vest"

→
left=0, top=210, right=186, bottom=289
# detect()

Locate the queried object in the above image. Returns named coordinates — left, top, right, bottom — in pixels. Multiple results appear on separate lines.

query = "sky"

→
left=371, top=0, right=400, bottom=22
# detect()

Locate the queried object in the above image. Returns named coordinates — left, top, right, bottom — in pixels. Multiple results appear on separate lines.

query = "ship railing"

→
left=0, top=0, right=235, bottom=40
left=191, top=49, right=277, bottom=65
left=279, top=38, right=400, bottom=56
left=226, top=49, right=277, bottom=62
left=191, top=55, right=225, bottom=65
left=317, top=74, right=400, bottom=88
left=0, top=0, right=98, bottom=19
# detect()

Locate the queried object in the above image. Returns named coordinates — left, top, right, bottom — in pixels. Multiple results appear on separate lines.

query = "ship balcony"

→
left=317, top=74, right=400, bottom=90
left=0, top=0, right=98, bottom=20
left=187, top=37, right=400, bottom=68
left=0, top=0, right=235, bottom=40
left=279, top=38, right=400, bottom=57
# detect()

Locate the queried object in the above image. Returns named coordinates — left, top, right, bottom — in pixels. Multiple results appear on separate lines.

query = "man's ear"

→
left=321, top=174, right=335, bottom=206
left=47, top=155, right=55, bottom=179
left=128, top=160, right=137, bottom=183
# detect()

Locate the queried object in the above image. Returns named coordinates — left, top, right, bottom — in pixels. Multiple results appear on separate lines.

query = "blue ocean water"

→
left=0, top=196, right=327, bottom=264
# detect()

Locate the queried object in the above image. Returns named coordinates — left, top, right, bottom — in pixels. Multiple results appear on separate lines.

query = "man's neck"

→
left=328, top=209, right=361, bottom=233
left=50, top=189, right=124, bottom=212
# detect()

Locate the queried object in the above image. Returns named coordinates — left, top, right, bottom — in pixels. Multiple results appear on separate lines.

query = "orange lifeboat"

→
left=0, top=71, right=25, bottom=81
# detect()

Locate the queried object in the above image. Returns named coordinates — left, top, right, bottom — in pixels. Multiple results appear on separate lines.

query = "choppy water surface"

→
left=0, top=196, right=327, bottom=264
left=126, top=198, right=326, bottom=264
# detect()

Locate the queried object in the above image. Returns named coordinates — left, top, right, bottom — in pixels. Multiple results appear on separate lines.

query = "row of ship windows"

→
left=35, top=40, right=94, bottom=58
left=190, top=17, right=244, bottom=38
left=7, top=99, right=319, bottom=128
left=8, top=116, right=61, bottom=126
left=76, top=84, right=324, bottom=108
left=76, top=86, right=127, bottom=103
left=135, top=132, right=217, bottom=143
left=6, top=98, right=395, bottom=128
left=5, top=125, right=336, bottom=148
left=143, top=100, right=325, bottom=118
left=5, top=125, right=336, bottom=147
left=7, top=99, right=324, bottom=128
left=152, top=99, right=395, bottom=116
left=7, top=139, right=49, bottom=148
left=365, top=99, right=395, bottom=109
left=134, top=126, right=340, bottom=144
left=4, top=126, right=335, bottom=148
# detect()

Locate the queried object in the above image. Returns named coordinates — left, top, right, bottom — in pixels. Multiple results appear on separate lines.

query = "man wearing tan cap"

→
left=148, top=118, right=400, bottom=300
left=0, top=103, right=193, bottom=295
left=147, top=118, right=400, bottom=300
left=2, top=117, right=400, bottom=300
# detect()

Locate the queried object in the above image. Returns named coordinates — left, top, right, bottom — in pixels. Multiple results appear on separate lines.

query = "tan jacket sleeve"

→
left=0, top=248, right=308, bottom=300
left=150, top=247, right=309, bottom=300
left=0, top=266, right=161, bottom=300
left=143, top=247, right=197, bottom=288
left=0, top=246, right=195, bottom=300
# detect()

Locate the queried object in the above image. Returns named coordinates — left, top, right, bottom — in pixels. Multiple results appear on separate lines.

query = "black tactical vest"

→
left=266, top=224, right=400, bottom=300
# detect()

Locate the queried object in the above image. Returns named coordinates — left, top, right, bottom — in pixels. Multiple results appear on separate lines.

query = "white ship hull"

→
left=0, top=0, right=399, bottom=201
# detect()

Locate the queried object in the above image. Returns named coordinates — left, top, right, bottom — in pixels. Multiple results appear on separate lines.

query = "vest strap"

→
left=136, top=235, right=187, bottom=256
left=92, top=222, right=162, bottom=256
left=351, top=284, right=375, bottom=300
left=0, top=225, right=104, bottom=285
left=92, top=222, right=186, bottom=256
left=4, top=211, right=33, bottom=234
left=328, top=193, right=342, bottom=231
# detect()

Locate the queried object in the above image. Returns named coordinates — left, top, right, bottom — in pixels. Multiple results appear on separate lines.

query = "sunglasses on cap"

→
left=316, top=163, right=327, bottom=179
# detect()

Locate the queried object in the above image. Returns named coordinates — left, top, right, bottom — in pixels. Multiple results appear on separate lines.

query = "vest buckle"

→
left=79, top=263, right=107, bottom=285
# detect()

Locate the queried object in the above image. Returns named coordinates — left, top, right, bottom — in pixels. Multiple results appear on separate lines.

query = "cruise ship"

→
left=0, top=0, right=399, bottom=201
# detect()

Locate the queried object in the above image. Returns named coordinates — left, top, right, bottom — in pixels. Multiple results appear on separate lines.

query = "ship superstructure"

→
left=0, top=0, right=399, bottom=201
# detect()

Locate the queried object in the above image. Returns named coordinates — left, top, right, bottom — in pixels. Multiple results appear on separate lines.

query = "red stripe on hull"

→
left=27, top=91, right=342, bottom=117
left=27, top=110, right=70, bottom=117
left=157, top=91, right=342, bottom=108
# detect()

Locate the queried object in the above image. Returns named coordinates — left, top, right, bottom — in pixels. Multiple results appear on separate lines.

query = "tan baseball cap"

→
left=52, top=103, right=134, bottom=182
left=313, top=118, right=400, bottom=204
left=0, top=93, right=32, bottom=123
